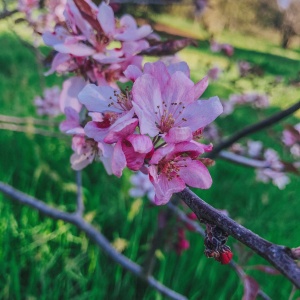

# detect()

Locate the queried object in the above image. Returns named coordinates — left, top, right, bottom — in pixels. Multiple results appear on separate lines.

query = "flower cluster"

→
left=210, top=40, right=234, bottom=57
left=78, top=60, right=223, bottom=204
left=231, top=141, right=291, bottom=189
left=34, top=86, right=61, bottom=116
left=43, top=0, right=151, bottom=86
left=18, top=0, right=67, bottom=35
left=222, top=92, right=269, bottom=115
left=33, top=0, right=223, bottom=205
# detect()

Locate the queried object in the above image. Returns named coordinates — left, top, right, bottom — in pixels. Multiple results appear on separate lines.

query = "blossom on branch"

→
left=43, top=0, right=151, bottom=85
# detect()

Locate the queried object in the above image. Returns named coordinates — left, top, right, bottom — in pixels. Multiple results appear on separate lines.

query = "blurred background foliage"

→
left=0, top=0, right=299, bottom=299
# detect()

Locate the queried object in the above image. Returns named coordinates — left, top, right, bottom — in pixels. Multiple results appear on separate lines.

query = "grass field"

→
left=0, top=14, right=300, bottom=300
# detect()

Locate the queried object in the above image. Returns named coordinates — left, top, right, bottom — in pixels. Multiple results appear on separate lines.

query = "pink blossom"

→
left=131, top=61, right=223, bottom=143
left=97, top=2, right=152, bottom=42
left=129, top=171, right=155, bottom=202
left=256, top=169, right=290, bottom=190
left=207, top=66, right=222, bottom=81
left=238, top=60, right=251, bottom=77
left=210, top=40, right=234, bottom=56
left=149, top=141, right=213, bottom=205
left=43, top=0, right=151, bottom=85
left=59, top=77, right=86, bottom=134
left=34, top=86, right=61, bottom=117
left=256, top=148, right=290, bottom=189
left=247, top=140, right=263, bottom=158
left=71, top=135, right=113, bottom=172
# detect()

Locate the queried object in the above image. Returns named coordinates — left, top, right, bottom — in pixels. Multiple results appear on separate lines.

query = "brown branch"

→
left=0, top=181, right=187, bottom=300
left=0, top=9, right=18, bottom=20
left=209, top=100, right=300, bottom=158
left=167, top=203, right=271, bottom=300
left=177, top=188, right=300, bottom=288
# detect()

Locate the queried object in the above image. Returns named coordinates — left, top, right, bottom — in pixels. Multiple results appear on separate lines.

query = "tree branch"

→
left=167, top=203, right=271, bottom=300
left=0, top=181, right=187, bottom=300
left=177, top=188, right=300, bottom=288
left=219, top=150, right=271, bottom=168
left=0, top=9, right=18, bottom=20
left=209, top=100, right=300, bottom=158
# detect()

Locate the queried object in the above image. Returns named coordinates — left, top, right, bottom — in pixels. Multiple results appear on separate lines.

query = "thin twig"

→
left=0, top=181, right=187, bottom=300
left=219, top=151, right=271, bottom=168
left=177, top=188, right=300, bottom=288
left=0, top=123, right=65, bottom=139
left=209, top=100, right=300, bottom=158
left=0, top=9, right=17, bottom=19
left=0, top=115, right=59, bottom=126
left=75, top=171, right=84, bottom=216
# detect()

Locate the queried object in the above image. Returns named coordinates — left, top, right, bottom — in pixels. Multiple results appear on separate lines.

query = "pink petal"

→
left=122, top=142, right=146, bottom=171
left=162, top=71, right=194, bottom=108
left=60, top=77, right=85, bottom=112
left=97, top=2, right=115, bottom=37
left=144, top=61, right=170, bottom=91
left=179, top=160, right=212, bottom=189
left=164, top=127, right=193, bottom=143
left=180, top=96, right=223, bottom=131
left=124, top=65, right=143, bottom=81
left=45, top=53, right=72, bottom=76
left=194, top=76, right=209, bottom=100
left=84, top=121, right=108, bottom=142
left=71, top=152, right=94, bottom=170
left=126, top=134, right=153, bottom=153
left=132, top=74, right=163, bottom=136
left=150, top=144, right=175, bottom=164
left=167, top=62, right=190, bottom=77
left=120, top=15, right=137, bottom=30
left=54, top=40, right=95, bottom=56
left=112, top=141, right=126, bottom=177
left=172, top=141, right=209, bottom=158
left=149, top=166, right=185, bottom=205
left=104, top=118, right=138, bottom=144
left=78, top=84, right=122, bottom=113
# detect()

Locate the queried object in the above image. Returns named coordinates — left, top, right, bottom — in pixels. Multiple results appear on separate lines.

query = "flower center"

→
left=158, top=157, right=188, bottom=181
left=107, top=89, right=133, bottom=112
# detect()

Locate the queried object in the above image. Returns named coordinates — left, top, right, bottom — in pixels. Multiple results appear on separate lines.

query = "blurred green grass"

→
left=0, top=18, right=300, bottom=300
